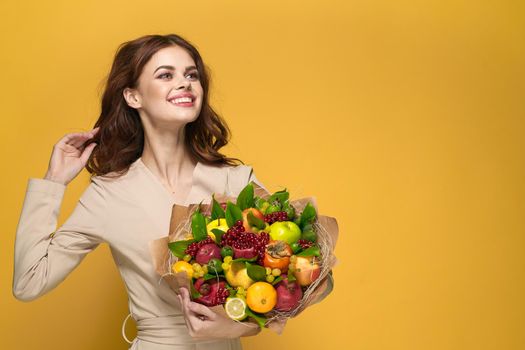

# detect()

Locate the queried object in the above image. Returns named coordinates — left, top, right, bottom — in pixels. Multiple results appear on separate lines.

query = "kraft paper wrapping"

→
left=149, top=183, right=339, bottom=334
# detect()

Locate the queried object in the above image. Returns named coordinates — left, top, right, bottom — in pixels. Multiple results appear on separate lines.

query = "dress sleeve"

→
left=227, top=164, right=268, bottom=196
left=12, top=177, right=107, bottom=301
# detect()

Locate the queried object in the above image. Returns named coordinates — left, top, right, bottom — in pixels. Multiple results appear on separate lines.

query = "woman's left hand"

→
left=178, top=287, right=261, bottom=339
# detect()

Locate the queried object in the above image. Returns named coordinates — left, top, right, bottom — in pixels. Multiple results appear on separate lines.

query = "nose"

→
left=175, top=74, right=192, bottom=91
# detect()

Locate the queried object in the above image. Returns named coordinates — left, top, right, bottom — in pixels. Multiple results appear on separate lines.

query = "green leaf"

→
left=191, top=211, right=208, bottom=242
left=225, top=201, right=243, bottom=228
left=245, top=308, right=267, bottom=329
left=236, top=183, right=255, bottom=210
left=268, top=188, right=289, bottom=205
left=254, top=196, right=265, bottom=209
left=300, top=229, right=317, bottom=242
left=296, top=245, right=321, bottom=257
left=299, top=202, right=317, bottom=228
left=231, top=256, right=258, bottom=264
left=271, top=275, right=283, bottom=285
left=195, top=200, right=204, bottom=214
left=168, top=239, right=196, bottom=259
left=211, top=228, right=226, bottom=244
left=202, top=273, right=224, bottom=281
left=247, top=211, right=266, bottom=229
left=246, top=262, right=267, bottom=281
left=211, top=195, right=225, bottom=220
left=282, top=200, right=296, bottom=220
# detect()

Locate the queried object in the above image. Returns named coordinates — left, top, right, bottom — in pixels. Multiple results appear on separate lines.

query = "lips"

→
left=168, top=92, right=196, bottom=105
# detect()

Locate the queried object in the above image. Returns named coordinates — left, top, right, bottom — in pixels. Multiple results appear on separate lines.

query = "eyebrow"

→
left=153, top=65, right=197, bottom=75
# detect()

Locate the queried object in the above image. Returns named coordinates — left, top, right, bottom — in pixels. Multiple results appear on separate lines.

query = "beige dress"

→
left=13, top=157, right=266, bottom=350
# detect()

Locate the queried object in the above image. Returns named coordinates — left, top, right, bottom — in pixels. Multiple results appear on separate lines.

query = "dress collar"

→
left=134, top=157, right=229, bottom=206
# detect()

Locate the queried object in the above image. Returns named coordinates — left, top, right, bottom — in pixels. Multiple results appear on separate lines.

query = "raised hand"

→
left=43, top=127, right=100, bottom=185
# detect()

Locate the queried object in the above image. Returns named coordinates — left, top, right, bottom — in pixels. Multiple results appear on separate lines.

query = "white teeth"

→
left=170, top=97, right=193, bottom=104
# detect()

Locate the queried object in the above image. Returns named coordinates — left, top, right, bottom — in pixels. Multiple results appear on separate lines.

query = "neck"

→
left=140, top=124, right=197, bottom=189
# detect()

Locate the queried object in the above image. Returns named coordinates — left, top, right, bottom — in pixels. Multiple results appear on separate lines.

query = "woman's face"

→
left=124, top=45, right=204, bottom=127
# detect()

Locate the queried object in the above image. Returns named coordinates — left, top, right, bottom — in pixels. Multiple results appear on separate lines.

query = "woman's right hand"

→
left=44, top=127, right=100, bottom=186
left=178, top=287, right=261, bottom=339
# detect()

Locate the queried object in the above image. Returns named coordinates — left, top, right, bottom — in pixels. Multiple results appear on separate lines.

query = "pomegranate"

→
left=195, top=243, right=221, bottom=264
left=193, top=278, right=229, bottom=306
left=275, top=275, right=303, bottom=311
left=221, top=220, right=270, bottom=264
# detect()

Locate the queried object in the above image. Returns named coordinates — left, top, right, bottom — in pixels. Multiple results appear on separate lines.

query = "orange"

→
left=246, top=282, right=277, bottom=313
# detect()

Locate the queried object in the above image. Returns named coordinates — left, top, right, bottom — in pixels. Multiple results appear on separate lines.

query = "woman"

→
left=13, top=34, right=263, bottom=349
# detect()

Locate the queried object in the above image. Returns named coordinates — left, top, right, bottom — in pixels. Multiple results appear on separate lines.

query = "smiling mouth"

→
left=168, top=97, right=195, bottom=106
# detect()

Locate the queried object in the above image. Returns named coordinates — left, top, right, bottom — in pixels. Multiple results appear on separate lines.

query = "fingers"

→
left=243, top=322, right=262, bottom=337
left=179, top=288, right=219, bottom=338
left=58, top=127, right=100, bottom=149
left=79, top=142, right=97, bottom=164
left=180, top=288, right=215, bottom=320
left=178, top=289, right=195, bottom=334
left=187, top=300, right=217, bottom=320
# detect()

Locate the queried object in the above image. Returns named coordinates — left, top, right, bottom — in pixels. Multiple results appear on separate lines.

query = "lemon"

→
left=171, top=261, right=194, bottom=278
left=225, top=261, right=255, bottom=289
left=225, top=297, right=248, bottom=321
left=206, top=218, right=229, bottom=242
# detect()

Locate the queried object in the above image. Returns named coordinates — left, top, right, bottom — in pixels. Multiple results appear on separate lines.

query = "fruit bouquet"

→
left=150, top=182, right=338, bottom=333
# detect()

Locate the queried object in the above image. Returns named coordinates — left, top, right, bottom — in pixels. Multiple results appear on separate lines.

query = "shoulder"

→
left=226, top=163, right=254, bottom=182
left=197, top=162, right=254, bottom=183
left=88, top=158, right=142, bottom=188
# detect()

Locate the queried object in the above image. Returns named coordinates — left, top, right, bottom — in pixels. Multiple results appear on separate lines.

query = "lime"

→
left=290, top=242, right=301, bottom=254
left=221, top=246, right=234, bottom=258
left=225, top=297, right=248, bottom=321
left=266, top=205, right=281, bottom=214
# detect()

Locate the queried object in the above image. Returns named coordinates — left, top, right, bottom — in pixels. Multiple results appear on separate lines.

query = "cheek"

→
left=141, top=85, right=168, bottom=106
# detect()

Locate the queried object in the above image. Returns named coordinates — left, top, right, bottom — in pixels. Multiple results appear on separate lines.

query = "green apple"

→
left=269, top=221, right=301, bottom=244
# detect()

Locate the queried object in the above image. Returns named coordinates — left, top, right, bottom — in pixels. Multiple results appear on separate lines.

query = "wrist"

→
left=44, top=172, right=67, bottom=186
left=236, top=321, right=261, bottom=337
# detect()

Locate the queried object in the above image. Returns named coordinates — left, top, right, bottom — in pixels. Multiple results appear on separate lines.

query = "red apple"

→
left=195, top=243, right=221, bottom=264
left=242, top=208, right=265, bottom=232
left=275, top=275, right=303, bottom=311
left=293, top=256, right=321, bottom=286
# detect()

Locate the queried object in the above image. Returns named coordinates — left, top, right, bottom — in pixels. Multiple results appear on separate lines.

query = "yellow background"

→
left=1, top=0, right=524, bottom=349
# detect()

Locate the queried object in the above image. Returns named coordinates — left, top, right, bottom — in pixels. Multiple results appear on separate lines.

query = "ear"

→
left=123, top=87, right=142, bottom=109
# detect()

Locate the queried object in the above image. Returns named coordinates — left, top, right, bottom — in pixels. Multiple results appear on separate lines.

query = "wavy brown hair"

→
left=85, top=33, right=242, bottom=178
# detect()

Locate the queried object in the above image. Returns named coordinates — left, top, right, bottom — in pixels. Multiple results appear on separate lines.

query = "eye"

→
left=186, top=71, right=199, bottom=80
left=158, top=72, right=172, bottom=79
